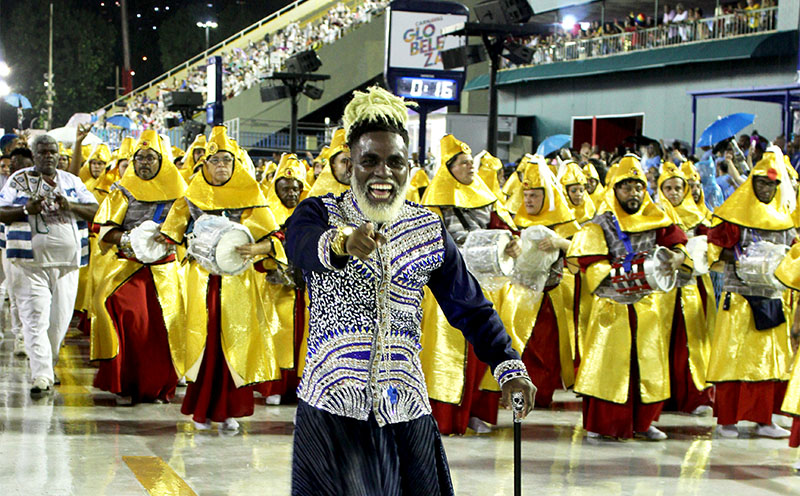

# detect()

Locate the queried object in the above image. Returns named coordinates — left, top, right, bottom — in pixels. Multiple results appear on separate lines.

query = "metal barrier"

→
left=519, top=6, right=778, bottom=69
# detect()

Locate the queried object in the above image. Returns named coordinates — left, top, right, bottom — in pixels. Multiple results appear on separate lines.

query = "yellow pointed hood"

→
left=182, top=133, right=207, bottom=172
left=558, top=160, right=596, bottom=223
left=307, top=163, right=350, bottom=197
left=656, top=162, right=705, bottom=231
left=185, top=126, right=267, bottom=210
left=476, top=150, right=504, bottom=199
left=79, top=143, right=112, bottom=185
left=583, top=161, right=606, bottom=207
left=598, top=155, right=673, bottom=233
left=327, top=128, right=349, bottom=162
left=118, top=130, right=187, bottom=202
left=266, top=153, right=310, bottom=225
left=514, top=155, right=578, bottom=232
left=679, top=160, right=712, bottom=220
left=58, top=142, right=70, bottom=159
left=421, top=135, right=497, bottom=209
left=712, top=150, right=794, bottom=231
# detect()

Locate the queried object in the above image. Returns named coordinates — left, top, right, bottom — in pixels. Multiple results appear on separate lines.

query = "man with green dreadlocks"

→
left=285, top=86, right=536, bottom=495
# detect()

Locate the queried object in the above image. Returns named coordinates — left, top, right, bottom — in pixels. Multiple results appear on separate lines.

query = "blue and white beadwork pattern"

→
left=298, top=191, right=446, bottom=426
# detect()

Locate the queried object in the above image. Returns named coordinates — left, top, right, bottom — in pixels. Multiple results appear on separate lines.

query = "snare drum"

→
left=735, top=240, right=787, bottom=290
left=130, top=220, right=171, bottom=264
left=462, top=229, right=515, bottom=277
left=187, top=214, right=255, bottom=276
left=609, top=246, right=677, bottom=297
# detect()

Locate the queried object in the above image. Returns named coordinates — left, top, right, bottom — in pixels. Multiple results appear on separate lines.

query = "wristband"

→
left=331, top=226, right=354, bottom=257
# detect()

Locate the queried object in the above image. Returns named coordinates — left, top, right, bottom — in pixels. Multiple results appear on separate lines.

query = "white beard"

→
left=351, top=175, right=410, bottom=224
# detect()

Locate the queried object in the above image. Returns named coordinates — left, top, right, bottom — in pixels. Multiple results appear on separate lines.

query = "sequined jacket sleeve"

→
left=285, top=196, right=347, bottom=272
left=426, top=222, right=525, bottom=379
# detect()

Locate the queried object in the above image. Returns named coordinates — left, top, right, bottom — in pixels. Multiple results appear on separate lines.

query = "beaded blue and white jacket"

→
left=286, top=190, right=527, bottom=426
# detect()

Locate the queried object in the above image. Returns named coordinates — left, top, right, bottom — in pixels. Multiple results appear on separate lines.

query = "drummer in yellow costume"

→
left=774, top=243, right=800, bottom=468
left=476, top=150, right=505, bottom=201
left=567, top=155, right=689, bottom=440
left=706, top=148, right=797, bottom=439
left=307, top=128, right=350, bottom=197
left=557, top=160, right=596, bottom=366
left=406, top=166, right=430, bottom=203
left=502, top=156, right=529, bottom=213
left=177, top=134, right=207, bottom=182
left=90, top=130, right=186, bottom=405
left=254, top=153, right=311, bottom=403
left=160, top=126, right=284, bottom=433
left=583, top=160, right=606, bottom=208
left=420, top=134, right=520, bottom=435
left=78, top=144, right=113, bottom=202
left=680, top=160, right=713, bottom=222
left=502, top=156, right=580, bottom=407
left=655, top=163, right=715, bottom=415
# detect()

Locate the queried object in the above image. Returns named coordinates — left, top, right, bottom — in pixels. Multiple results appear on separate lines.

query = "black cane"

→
left=512, top=392, right=524, bottom=496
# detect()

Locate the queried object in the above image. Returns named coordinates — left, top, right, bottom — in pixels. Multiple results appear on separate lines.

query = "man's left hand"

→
left=500, top=377, right=537, bottom=420
left=55, top=195, right=70, bottom=212
left=504, top=237, right=522, bottom=258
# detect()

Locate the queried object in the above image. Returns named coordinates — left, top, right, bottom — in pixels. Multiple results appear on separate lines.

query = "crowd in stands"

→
left=111, top=0, right=388, bottom=131
left=506, top=0, right=779, bottom=68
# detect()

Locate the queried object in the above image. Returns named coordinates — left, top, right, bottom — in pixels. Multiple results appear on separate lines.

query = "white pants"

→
left=8, top=263, right=78, bottom=382
left=2, top=252, right=21, bottom=338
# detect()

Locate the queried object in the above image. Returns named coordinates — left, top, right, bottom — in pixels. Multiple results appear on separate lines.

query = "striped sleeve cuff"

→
left=493, top=359, right=530, bottom=389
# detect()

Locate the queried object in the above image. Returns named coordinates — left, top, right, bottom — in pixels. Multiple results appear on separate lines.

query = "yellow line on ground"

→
left=123, top=456, right=197, bottom=496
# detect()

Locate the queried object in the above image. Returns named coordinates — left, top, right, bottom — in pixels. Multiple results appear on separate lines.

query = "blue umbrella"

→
left=4, top=93, right=31, bottom=109
left=536, top=134, right=571, bottom=157
left=697, top=113, right=755, bottom=148
left=107, top=114, right=134, bottom=129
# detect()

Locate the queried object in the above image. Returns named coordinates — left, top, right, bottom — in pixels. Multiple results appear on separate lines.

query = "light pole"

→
left=196, top=21, right=218, bottom=51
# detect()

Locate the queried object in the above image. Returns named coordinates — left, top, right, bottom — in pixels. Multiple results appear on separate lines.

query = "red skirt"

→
left=255, top=289, right=306, bottom=401
left=181, top=275, right=255, bottom=423
left=582, top=306, right=664, bottom=439
left=430, top=344, right=499, bottom=435
left=713, top=380, right=788, bottom=425
left=521, top=293, right=562, bottom=408
left=93, top=267, right=177, bottom=402
left=664, top=289, right=713, bottom=413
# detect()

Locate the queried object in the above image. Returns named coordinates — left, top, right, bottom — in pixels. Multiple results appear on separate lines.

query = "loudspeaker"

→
left=285, top=50, right=322, bottom=73
left=302, top=84, right=324, bottom=100
left=260, top=84, right=290, bottom=102
left=164, top=91, right=204, bottom=110
left=474, top=0, right=533, bottom=24
left=441, top=44, right=487, bottom=70
left=502, top=41, right=534, bottom=65
left=165, top=117, right=181, bottom=129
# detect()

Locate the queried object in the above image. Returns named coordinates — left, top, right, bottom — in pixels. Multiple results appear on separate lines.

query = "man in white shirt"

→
left=0, top=134, right=97, bottom=396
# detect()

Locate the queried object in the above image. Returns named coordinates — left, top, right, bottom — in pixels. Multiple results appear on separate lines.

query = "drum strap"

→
left=152, top=203, right=167, bottom=223
left=611, top=216, right=636, bottom=272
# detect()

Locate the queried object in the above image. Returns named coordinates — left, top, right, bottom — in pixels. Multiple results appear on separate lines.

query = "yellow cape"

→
left=307, top=163, right=349, bottom=198
left=656, top=162, right=706, bottom=231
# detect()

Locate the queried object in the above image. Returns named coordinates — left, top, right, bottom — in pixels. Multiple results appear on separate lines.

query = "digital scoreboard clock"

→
left=395, top=77, right=459, bottom=101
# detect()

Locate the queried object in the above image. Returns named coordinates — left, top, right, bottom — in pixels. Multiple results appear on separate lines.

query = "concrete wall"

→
left=499, top=54, right=798, bottom=149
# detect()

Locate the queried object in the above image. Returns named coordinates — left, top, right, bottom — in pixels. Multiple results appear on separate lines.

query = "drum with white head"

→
left=187, top=214, right=255, bottom=276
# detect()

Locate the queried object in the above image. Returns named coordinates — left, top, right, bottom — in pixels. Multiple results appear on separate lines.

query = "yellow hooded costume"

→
left=502, top=156, right=529, bottom=213
left=654, top=163, right=715, bottom=399
left=567, top=155, right=686, bottom=405
left=406, top=167, right=430, bottom=203
left=706, top=151, right=796, bottom=386
left=178, top=134, right=207, bottom=183
left=583, top=161, right=606, bottom=209
left=79, top=143, right=113, bottom=202
left=483, top=155, right=580, bottom=399
left=558, top=160, right=596, bottom=225
left=160, top=126, right=284, bottom=386
left=775, top=243, right=800, bottom=418
left=307, top=128, right=350, bottom=198
left=476, top=150, right=505, bottom=200
left=90, top=130, right=188, bottom=368
left=419, top=135, right=515, bottom=404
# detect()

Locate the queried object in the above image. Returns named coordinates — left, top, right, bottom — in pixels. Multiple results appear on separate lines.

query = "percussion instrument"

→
left=187, top=214, right=254, bottom=276
left=462, top=229, right=515, bottom=291
left=735, top=240, right=787, bottom=290
left=511, top=225, right=561, bottom=292
left=129, top=220, right=171, bottom=264
left=686, top=235, right=709, bottom=276
left=609, top=246, right=678, bottom=298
